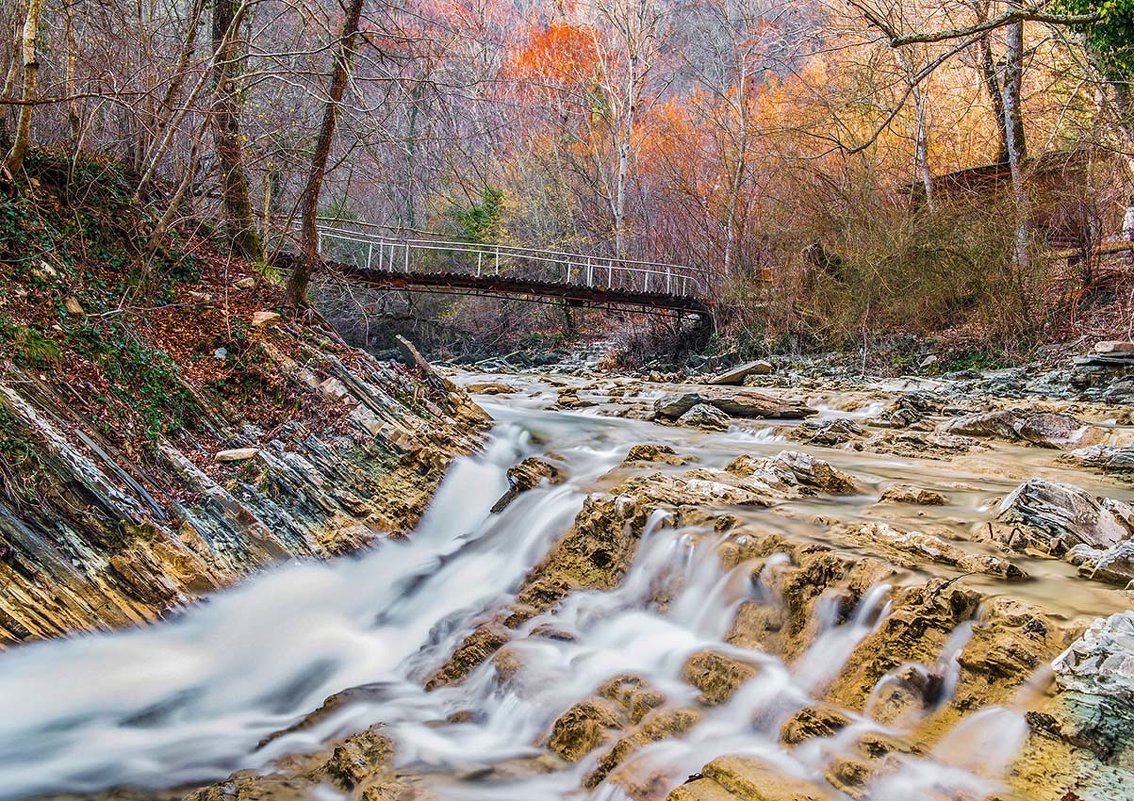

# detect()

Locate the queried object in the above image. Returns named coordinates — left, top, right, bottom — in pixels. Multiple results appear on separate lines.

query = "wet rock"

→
left=654, top=390, right=815, bottom=421
left=705, top=390, right=816, bottom=420
left=465, top=381, right=519, bottom=395
left=1068, top=540, right=1134, bottom=587
left=879, top=484, right=948, bottom=505
left=1060, top=444, right=1134, bottom=474
left=780, top=704, right=853, bottom=745
left=865, top=430, right=978, bottom=460
left=866, top=663, right=942, bottom=725
left=944, top=410, right=1104, bottom=450
left=708, top=360, right=773, bottom=385
left=548, top=698, right=623, bottom=761
left=786, top=418, right=865, bottom=447
left=844, top=522, right=1025, bottom=579
left=768, top=451, right=858, bottom=495
left=598, top=674, right=665, bottom=723
left=876, top=390, right=947, bottom=428
left=943, top=409, right=1021, bottom=440
left=586, top=707, right=701, bottom=788
left=668, top=755, right=839, bottom=801
left=491, top=456, right=567, bottom=512
left=425, top=623, right=510, bottom=689
left=554, top=386, right=597, bottom=409
left=678, top=403, right=731, bottom=431
left=187, top=725, right=400, bottom=801
left=622, top=444, right=692, bottom=467
left=1037, top=612, right=1134, bottom=777
left=1053, top=611, right=1134, bottom=703
left=954, top=597, right=1062, bottom=701
left=986, top=479, right=1133, bottom=555
left=825, top=581, right=982, bottom=712
left=654, top=392, right=704, bottom=419
left=682, top=650, right=759, bottom=705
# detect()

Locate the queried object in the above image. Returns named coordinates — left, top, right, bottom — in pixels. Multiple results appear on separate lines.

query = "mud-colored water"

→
left=0, top=371, right=1129, bottom=800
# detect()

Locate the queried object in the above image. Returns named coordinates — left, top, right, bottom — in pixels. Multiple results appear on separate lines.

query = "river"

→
left=0, top=370, right=1130, bottom=800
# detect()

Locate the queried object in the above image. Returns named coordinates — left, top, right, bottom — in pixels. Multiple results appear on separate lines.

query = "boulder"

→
left=654, top=392, right=704, bottom=419
left=1068, top=540, right=1134, bottom=587
left=944, top=409, right=1104, bottom=450
left=1015, top=412, right=1106, bottom=449
left=678, top=403, right=731, bottom=431
left=622, top=444, right=691, bottom=467
left=708, top=360, right=773, bottom=386
left=943, top=409, right=1020, bottom=440
left=654, top=391, right=816, bottom=421
left=769, top=450, right=857, bottom=495
left=1061, top=444, right=1134, bottom=474
left=251, top=311, right=281, bottom=327
left=1053, top=611, right=1134, bottom=704
left=215, top=447, right=258, bottom=462
left=989, top=478, right=1133, bottom=554
left=786, top=418, right=864, bottom=447
left=705, top=390, right=816, bottom=420
left=63, top=297, right=85, bottom=316
left=879, top=484, right=948, bottom=506
left=876, top=391, right=946, bottom=428
left=233, top=277, right=256, bottom=290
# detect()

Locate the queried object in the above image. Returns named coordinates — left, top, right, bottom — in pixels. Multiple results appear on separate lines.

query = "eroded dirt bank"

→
left=8, top=365, right=1134, bottom=801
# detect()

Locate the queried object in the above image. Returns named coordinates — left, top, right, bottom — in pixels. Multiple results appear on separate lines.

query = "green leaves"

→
left=1055, top=0, right=1134, bottom=79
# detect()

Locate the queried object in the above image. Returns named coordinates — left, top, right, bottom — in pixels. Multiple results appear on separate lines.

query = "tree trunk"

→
left=211, top=0, right=261, bottom=261
left=284, top=0, right=366, bottom=309
left=978, top=33, right=1010, bottom=164
left=3, top=0, right=43, bottom=179
left=1000, top=13, right=1030, bottom=269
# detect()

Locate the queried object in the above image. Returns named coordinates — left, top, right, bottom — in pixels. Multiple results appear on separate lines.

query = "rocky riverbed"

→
left=3, top=363, right=1133, bottom=801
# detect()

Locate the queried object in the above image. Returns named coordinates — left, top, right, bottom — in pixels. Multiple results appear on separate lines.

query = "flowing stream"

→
left=0, top=372, right=1126, bottom=800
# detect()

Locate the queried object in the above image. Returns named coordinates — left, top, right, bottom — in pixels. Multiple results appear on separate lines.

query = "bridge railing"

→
left=314, top=226, right=707, bottom=299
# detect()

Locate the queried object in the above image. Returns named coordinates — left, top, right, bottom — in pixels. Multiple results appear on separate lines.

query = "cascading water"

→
left=0, top=379, right=1080, bottom=800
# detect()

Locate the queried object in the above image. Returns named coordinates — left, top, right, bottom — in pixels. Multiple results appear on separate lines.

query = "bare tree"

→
left=211, top=0, right=261, bottom=260
left=2, top=0, right=43, bottom=178
left=285, top=0, right=367, bottom=309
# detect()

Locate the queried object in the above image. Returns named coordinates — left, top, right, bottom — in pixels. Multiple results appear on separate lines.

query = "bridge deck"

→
left=315, top=226, right=711, bottom=318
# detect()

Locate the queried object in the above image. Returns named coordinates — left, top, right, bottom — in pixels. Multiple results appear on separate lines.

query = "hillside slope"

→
left=0, top=152, right=489, bottom=645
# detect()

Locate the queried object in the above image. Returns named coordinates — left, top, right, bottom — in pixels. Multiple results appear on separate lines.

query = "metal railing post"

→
left=367, top=242, right=373, bottom=271
left=404, top=241, right=410, bottom=273
left=495, top=246, right=500, bottom=275
left=566, top=261, right=572, bottom=283
left=667, top=267, right=672, bottom=293
left=645, top=270, right=650, bottom=292
left=477, top=250, right=482, bottom=277
left=608, top=262, right=613, bottom=289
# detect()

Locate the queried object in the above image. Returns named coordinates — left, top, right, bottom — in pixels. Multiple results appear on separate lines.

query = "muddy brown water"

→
left=0, top=370, right=1129, bottom=800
